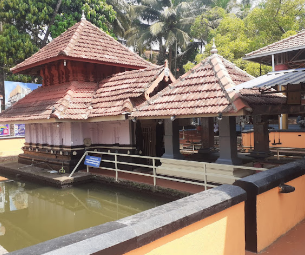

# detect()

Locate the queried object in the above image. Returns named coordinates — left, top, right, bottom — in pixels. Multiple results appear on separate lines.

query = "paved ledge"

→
left=0, top=162, right=92, bottom=187
left=0, top=245, right=8, bottom=255
left=8, top=184, right=246, bottom=255
left=234, top=159, right=305, bottom=195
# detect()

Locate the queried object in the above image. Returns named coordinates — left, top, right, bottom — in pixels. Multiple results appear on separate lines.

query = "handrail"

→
left=69, top=150, right=267, bottom=190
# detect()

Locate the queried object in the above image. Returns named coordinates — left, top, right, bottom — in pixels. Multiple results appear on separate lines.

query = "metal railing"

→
left=69, top=151, right=268, bottom=191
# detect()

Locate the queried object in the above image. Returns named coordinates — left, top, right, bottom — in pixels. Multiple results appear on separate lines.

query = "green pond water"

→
left=0, top=179, right=172, bottom=252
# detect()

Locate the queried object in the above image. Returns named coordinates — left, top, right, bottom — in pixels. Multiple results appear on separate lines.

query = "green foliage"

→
left=0, top=0, right=117, bottom=83
left=51, top=0, right=116, bottom=39
left=0, top=24, right=38, bottom=82
left=187, top=0, right=305, bottom=77
left=190, top=7, right=226, bottom=43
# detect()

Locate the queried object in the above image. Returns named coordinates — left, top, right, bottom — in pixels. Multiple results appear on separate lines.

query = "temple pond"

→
left=0, top=179, right=173, bottom=252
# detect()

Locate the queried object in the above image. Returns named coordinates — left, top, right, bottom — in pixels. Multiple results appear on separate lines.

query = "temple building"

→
left=132, top=43, right=286, bottom=167
left=0, top=17, right=175, bottom=171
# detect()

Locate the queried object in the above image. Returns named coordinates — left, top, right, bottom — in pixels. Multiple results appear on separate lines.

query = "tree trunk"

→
left=41, top=0, right=63, bottom=47
left=168, top=46, right=172, bottom=70
left=0, top=68, right=5, bottom=111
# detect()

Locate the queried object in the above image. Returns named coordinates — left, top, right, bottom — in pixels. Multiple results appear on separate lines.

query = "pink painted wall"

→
left=26, top=120, right=131, bottom=146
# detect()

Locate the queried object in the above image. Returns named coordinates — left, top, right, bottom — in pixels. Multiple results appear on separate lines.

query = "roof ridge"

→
left=80, top=20, right=154, bottom=67
left=220, top=55, right=255, bottom=79
left=210, top=54, right=237, bottom=112
left=61, top=20, right=85, bottom=56
left=142, top=60, right=210, bottom=108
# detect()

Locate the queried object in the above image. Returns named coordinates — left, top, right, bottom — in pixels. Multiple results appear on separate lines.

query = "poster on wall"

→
left=4, top=81, right=41, bottom=109
left=0, top=124, right=10, bottom=136
left=14, top=124, right=25, bottom=137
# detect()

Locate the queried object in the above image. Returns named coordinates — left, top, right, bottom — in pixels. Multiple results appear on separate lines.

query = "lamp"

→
left=170, top=115, right=176, bottom=121
left=217, top=113, right=222, bottom=121
left=132, top=117, right=137, bottom=123
left=158, top=119, right=163, bottom=125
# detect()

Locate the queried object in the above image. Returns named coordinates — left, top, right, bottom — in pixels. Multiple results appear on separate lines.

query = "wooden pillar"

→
left=250, top=115, right=270, bottom=158
left=216, top=116, right=241, bottom=165
left=198, top=117, right=214, bottom=153
left=162, top=119, right=182, bottom=159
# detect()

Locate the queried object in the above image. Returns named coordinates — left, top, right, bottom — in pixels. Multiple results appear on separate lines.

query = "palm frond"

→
left=150, top=21, right=164, bottom=36
left=165, top=30, right=176, bottom=47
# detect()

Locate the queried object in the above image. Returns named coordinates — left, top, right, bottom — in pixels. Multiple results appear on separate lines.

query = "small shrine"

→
left=0, top=18, right=175, bottom=171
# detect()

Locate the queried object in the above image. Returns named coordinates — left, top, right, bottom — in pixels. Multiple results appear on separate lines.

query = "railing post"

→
left=203, top=163, right=207, bottom=191
left=69, top=151, right=88, bottom=177
left=87, top=165, right=89, bottom=173
left=153, top=158, right=156, bottom=187
left=115, top=154, right=118, bottom=182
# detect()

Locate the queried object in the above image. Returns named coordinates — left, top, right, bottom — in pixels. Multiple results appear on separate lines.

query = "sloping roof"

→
left=0, top=65, right=170, bottom=122
left=229, top=68, right=305, bottom=91
left=90, top=65, right=166, bottom=117
left=11, top=19, right=152, bottom=74
left=131, top=54, right=254, bottom=118
left=0, top=81, right=97, bottom=122
left=244, top=30, right=305, bottom=61
left=237, top=88, right=286, bottom=107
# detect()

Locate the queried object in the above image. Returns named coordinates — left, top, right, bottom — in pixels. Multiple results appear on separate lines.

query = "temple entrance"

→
left=141, top=120, right=156, bottom=157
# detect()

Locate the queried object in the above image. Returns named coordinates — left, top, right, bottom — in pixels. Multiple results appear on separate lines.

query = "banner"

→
left=5, top=81, right=41, bottom=109
left=0, top=124, right=10, bottom=136
left=14, top=124, right=25, bottom=136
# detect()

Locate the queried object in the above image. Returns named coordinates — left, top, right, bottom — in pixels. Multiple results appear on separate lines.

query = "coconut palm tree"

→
left=106, top=0, right=132, bottom=38
left=149, top=1, right=195, bottom=69
left=127, top=0, right=195, bottom=70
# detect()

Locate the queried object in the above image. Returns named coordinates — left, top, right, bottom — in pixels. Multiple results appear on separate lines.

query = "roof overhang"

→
left=11, top=55, right=150, bottom=75
left=2, top=114, right=127, bottom=125
left=243, top=46, right=305, bottom=66
left=229, top=68, right=305, bottom=92
left=131, top=109, right=249, bottom=120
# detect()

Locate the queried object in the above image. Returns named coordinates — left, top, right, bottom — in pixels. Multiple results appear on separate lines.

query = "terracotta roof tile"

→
left=245, top=30, right=305, bottom=58
left=89, top=65, right=164, bottom=118
left=0, top=81, right=97, bottom=122
left=132, top=54, right=254, bottom=118
left=0, top=65, right=167, bottom=122
left=11, top=20, right=153, bottom=73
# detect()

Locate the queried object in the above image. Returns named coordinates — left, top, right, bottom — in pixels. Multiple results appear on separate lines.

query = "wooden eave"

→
left=11, top=55, right=149, bottom=75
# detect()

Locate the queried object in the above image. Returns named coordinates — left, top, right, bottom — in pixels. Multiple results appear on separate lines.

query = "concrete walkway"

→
left=246, top=218, right=305, bottom=255
left=0, top=162, right=91, bottom=187
left=0, top=246, right=8, bottom=255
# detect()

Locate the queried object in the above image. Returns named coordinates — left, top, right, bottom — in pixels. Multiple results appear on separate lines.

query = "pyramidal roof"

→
left=11, top=19, right=153, bottom=74
left=131, top=53, right=256, bottom=118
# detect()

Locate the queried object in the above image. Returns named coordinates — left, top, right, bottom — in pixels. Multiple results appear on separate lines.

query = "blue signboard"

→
left=84, top=156, right=102, bottom=168
left=14, top=124, right=25, bottom=136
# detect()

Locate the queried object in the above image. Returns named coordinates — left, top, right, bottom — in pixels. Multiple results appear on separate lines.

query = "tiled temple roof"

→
left=11, top=19, right=153, bottom=74
left=131, top=54, right=256, bottom=118
left=0, top=65, right=168, bottom=122
left=90, top=65, right=165, bottom=117
left=245, top=30, right=305, bottom=59
left=0, top=81, right=97, bottom=122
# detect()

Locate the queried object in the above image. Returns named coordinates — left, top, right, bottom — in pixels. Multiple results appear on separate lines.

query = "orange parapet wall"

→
left=242, top=130, right=305, bottom=150
left=234, top=160, right=305, bottom=253
left=0, top=137, right=25, bottom=157
left=256, top=175, right=305, bottom=252
left=124, top=202, right=245, bottom=255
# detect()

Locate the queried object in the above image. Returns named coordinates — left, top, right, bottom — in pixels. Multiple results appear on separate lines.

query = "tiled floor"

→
left=246, top=219, right=305, bottom=255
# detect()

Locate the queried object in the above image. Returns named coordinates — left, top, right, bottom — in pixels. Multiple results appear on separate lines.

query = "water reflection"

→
left=0, top=180, right=171, bottom=252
